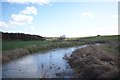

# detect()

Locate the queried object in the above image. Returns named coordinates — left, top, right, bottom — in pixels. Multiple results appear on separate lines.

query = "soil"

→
left=68, top=43, right=119, bottom=78
left=2, top=48, right=30, bottom=63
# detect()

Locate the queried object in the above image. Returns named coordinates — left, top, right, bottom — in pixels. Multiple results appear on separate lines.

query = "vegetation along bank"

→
left=2, top=32, right=85, bottom=63
left=67, top=35, right=120, bottom=78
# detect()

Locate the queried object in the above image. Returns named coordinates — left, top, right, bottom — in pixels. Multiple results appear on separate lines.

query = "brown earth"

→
left=68, top=43, right=119, bottom=78
left=2, top=48, right=30, bottom=63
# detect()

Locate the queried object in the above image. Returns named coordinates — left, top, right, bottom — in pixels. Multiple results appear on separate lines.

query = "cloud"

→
left=20, top=6, right=37, bottom=15
left=112, top=14, right=118, bottom=19
left=81, top=12, right=94, bottom=18
left=10, top=14, right=33, bottom=25
left=7, top=0, right=50, bottom=5
left=9, top=6, right=37, bottom=26
left=1, top=6, right=37, bottom=27
left=0, top=22, right=8, bottom=28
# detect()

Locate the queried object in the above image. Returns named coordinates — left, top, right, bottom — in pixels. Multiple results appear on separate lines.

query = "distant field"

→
left=2, top=41, right=60, bottom=51
left=2, top=41, right=45, bottom=51
left=74, top=35, right=119, bottom=43
left=2, top=35, right=119, bottom=63
left=2, top=35, right=119, bottom=51
left=2, top=40, right=84, bottom=51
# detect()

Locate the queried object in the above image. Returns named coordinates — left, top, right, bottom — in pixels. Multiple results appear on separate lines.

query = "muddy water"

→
left=2, top=45, right=87, bottom=78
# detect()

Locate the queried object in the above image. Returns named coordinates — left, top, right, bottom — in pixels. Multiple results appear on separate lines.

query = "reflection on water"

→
left=0, top=64, right=2, bottom=79
left=2, top=45, right=87, bottom=78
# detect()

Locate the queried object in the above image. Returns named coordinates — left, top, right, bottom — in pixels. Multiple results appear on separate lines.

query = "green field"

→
left=2, top=40, right=85, bottom=52
left=2, top=41, right=46, bottom=51
left=2, top=35, right=119, bottom=51
left=75, top=35, right=119, bottom=42
left=2, top=35, right=119, bottom=63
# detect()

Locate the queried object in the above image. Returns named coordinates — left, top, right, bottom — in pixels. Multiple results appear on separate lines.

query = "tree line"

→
left=1, top=32, right=45, bottom=41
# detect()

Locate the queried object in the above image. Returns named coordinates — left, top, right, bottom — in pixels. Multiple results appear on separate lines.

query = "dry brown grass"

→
left=2, top=48, right=30, bottom=63
left=0, top=53, right=2, bottom=64
left=68, top=44, right=119, bottom=78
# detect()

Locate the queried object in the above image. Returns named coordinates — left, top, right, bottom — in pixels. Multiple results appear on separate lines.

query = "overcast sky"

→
left=0, top=0, right=119, bottom=37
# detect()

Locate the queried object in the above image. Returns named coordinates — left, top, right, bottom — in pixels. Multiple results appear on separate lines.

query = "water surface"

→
left=2, top=45, right=87, bottom=78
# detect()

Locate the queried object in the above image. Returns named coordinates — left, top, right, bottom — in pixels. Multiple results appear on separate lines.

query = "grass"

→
left=67, top=35, right=119, bottom=78
left=2, top=35, right=119, bottom=51
left=2, top=40, right=45, bottom=51
left=2, top=40, right=85, bottom=51
left=23, top=41, right=85, bottom=53
left=2, top=35, right=119, bottom=63
left=2, top=40, right=85, bottom=63
left=68, top=42, right=119, bottom=78
left=101, top=43, right=118, bottom=54
left=75, top=35, right=119, bottom=43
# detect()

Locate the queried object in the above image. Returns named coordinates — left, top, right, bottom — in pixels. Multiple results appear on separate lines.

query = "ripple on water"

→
left=2, top=45, right=88, bottom=78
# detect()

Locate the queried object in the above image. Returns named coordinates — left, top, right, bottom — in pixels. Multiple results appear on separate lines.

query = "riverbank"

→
left=68, top=41, right=119, bottom=78
left=2, top=35, right=119, bottom=64
left=2, top=41, right=85, bottom=63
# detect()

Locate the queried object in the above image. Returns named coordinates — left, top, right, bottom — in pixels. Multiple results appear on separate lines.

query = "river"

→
left=2, top=45, right=88, bottom=78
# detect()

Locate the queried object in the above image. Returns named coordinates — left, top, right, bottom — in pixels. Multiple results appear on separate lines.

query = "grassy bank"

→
left=2, top=40, right=85, bottom=52
left=73, top=35, right=119, bottom=44
left=67, top=35, right=119, bottom=78
left=2, top=35, right=119, bottom=64
left=2, top=40, right=45, bottom=51
left=3, top=35, right=119, bottom=51
left=2, top=40, right=85, bottom=63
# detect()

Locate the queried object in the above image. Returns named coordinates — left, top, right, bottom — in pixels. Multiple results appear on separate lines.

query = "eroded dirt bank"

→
left=2, top=48, right=30, bottom=63
left=2, top=42, right=84, bottom=64
left=68, top=43, right=119, bottom=78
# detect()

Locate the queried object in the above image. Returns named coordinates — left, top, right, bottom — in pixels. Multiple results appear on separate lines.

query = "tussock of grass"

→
left=68, top=44, right=119, bottom=78
left=2, top=48, right=30, bottom=63
left=24, top=41, right=85, bottom=53
left=2, top=35, right=119, bottom=64
left=2, top=41, right=85, bottom=63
